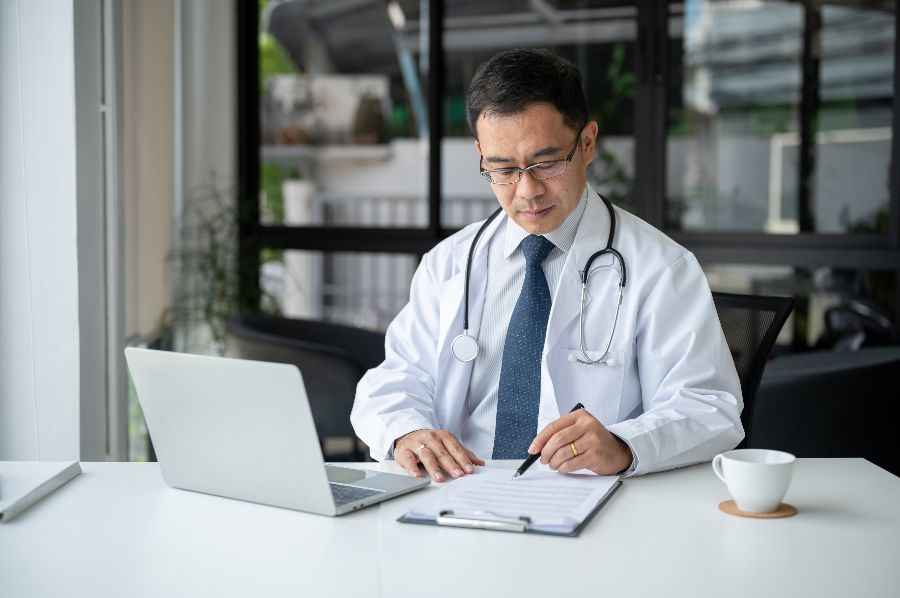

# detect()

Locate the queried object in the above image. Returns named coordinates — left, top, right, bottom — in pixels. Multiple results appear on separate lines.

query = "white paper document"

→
left=400, top=467, right=620, bottom=534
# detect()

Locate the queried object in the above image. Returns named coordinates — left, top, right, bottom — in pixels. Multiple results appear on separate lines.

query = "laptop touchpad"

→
left=325, top=465, right=375, bottom=484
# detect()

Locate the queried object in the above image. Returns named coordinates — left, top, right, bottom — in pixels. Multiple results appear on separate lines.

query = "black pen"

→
left=511, top=403, right=585, bottom=481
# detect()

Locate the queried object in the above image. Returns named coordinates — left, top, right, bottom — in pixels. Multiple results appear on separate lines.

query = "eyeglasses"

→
left=479, top=135, right=580, bottom=185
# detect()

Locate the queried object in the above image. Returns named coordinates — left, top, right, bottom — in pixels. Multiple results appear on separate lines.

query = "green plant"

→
left=258, top=0, right=297, bottom=96
left=174, top=182, right=240, bottom=352
left=589, top=42, right=636, bottom=210
left=594, top=43, right=636, bottom=135
left=260, top=162, right=300, bottom=222
left=172, top=178, right=279, bottom=354
left=590, top=146, right=634, bottom=211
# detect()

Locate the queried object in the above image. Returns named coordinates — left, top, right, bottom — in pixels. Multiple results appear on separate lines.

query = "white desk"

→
left=1, top=459, right=898, bottom=597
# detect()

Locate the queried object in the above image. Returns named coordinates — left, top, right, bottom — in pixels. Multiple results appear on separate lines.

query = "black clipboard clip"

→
left=435, top=510, right=532, bottom=533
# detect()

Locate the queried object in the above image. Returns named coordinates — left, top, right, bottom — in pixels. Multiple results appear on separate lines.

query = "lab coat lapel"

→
left=435, top=214, right=505, bottom=410
left=437, top=260, right=466, bottom=358
left=544, top=187, right=612, bottom=355
left=433, top=215, right=505, bottom=433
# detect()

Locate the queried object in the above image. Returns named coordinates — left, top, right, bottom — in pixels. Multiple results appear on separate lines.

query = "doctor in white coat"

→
left=352, top=48, right=743, bottom=482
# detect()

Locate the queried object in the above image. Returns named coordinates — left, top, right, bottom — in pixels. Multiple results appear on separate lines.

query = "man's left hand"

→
left=528, top=408, right=633, bottom=475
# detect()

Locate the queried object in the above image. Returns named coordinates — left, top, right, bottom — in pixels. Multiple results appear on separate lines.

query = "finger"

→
left=432, top=443, right=466, bottom=479
left=416, top=447, right=446, bottom=482
left=557, top=452, right=591, bottom=474
left=529, top=419, right=564, bottom=454
left=394, top=447, right=422, bottom=477
left=548, top=439, right=582, bottom=470
left=465, top=449, right=486, bottom=467
left=443, top=436, right=477, bottom=474
left=529, top=410, right=583, bottom=454
left=540, top=425, right=583, bottom=465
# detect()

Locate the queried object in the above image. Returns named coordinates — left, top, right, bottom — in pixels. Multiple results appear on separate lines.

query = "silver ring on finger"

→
left=415, top=442, right=427, bottom=455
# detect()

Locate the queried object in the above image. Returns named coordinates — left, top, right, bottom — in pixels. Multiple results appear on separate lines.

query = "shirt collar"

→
left=503, top=185, right=588, bottom=259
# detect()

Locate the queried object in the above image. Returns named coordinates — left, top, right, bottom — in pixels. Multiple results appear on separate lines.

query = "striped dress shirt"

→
left=459, top=187, right=588, bottom=458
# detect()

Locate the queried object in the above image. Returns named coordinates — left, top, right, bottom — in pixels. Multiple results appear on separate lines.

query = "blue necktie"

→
left=493, top=235, right=555, bottom=459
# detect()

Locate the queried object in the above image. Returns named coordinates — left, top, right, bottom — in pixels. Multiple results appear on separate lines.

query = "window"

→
left=264, top=250, right=417, bottom=328
left=248, top=0, right=643, bottom=325
left=237, top=0, right=900, bottom=343
left=667, top=0, right=894, bottom=234
left=440, top=1, right=639, bottom=227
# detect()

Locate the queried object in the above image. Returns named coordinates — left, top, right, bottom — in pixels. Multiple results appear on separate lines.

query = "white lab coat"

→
left=351, top=184, right=744, bottom=475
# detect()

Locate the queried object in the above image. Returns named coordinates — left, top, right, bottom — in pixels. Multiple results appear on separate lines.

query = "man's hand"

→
left=528, top=409, right=632, bottom=475
left=394, top=429, right=485, bottom=482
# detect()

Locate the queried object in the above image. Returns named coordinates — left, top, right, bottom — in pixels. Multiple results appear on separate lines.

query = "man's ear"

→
left=581, top=121, right=600, bottom=167
left=474, top=139, right=482, bottom=154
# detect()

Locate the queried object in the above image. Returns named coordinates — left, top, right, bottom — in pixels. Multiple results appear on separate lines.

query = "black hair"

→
left=465, top=48, right=588, bottom=138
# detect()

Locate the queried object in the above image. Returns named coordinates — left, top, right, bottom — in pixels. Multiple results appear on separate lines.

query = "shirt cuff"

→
left=610, top=431, right=639, bottom=477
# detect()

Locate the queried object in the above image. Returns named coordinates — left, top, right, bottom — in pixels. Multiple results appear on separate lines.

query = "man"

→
left=351, top=48, right=743, bottom=481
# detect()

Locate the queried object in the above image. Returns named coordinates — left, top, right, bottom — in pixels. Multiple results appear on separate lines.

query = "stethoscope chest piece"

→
left=450, top=332, right=479, bottom=362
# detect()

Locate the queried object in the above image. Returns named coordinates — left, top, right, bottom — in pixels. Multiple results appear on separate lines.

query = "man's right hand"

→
left=394, top=429, right=485, bottom=482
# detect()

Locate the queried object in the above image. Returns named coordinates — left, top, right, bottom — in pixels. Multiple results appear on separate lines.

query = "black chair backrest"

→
left=225, top=315, right=385, bottom=438
left=712, top=292, right=795, bottom=447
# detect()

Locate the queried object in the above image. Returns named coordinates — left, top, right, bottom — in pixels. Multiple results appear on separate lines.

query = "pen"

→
left=511, top=403, right=585, bottom=481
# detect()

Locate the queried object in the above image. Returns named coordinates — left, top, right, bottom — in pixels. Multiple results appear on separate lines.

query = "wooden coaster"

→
left=718, top=500, right=797, bottom=519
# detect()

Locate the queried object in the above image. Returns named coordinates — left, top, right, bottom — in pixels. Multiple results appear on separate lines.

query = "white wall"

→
left=0, top=0, right=81, bottom=460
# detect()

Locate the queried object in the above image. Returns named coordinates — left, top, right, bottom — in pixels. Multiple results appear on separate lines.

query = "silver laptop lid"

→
left=124, top=347, right=337, bottom=516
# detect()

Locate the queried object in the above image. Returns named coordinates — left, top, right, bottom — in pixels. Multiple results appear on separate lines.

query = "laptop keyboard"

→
left=330, top=482, right=385, bottom=506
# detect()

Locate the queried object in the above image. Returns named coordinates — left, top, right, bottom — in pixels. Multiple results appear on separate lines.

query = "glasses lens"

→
left=485, top=169, right=520, bottom=185
left=529, top=160, right=568, bottom=180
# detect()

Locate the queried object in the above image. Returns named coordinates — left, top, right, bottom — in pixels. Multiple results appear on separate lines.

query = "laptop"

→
left=124, top=347, right=429, bottom=516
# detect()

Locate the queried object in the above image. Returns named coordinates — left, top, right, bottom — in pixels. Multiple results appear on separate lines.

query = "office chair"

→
left=225, top=314, right=385, bottom=460
left=712, top=292, right=795, bottom=448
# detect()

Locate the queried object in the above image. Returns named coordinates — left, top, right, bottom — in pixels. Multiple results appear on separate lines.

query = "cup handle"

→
left=712, top=454, right=726, bottom=484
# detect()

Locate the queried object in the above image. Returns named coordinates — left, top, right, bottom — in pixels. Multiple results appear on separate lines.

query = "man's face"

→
left=474, top=102, right=598, bottom=235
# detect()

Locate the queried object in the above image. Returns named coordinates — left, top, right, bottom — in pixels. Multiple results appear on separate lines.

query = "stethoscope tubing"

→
left=462, top=207, right=504, bottom=334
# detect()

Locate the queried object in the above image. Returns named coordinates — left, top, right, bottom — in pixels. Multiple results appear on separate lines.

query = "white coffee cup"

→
left=712, top=449, right=795, bottom=513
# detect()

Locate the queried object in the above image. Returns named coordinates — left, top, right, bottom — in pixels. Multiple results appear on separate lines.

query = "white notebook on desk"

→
left=398, top=467, right=620, bottom=536
left=0, top=461, right=82, bottom=523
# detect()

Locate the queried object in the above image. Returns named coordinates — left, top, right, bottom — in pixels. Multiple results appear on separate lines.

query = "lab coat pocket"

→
left=554, top=349, right=625, bottom=426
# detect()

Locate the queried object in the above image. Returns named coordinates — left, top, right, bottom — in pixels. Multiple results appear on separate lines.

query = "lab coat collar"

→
left=449, top=210, right=506, bottom=274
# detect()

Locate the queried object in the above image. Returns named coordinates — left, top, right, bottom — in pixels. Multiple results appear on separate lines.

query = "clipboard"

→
left=397, top=476, right=621, bottom=537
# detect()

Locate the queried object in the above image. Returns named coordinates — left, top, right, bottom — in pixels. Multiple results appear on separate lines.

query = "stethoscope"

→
left=450, top=193, right=627, bottom=366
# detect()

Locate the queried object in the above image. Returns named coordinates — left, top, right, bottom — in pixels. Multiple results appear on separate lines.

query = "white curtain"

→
left=0, top=0, right=81, bottom=460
